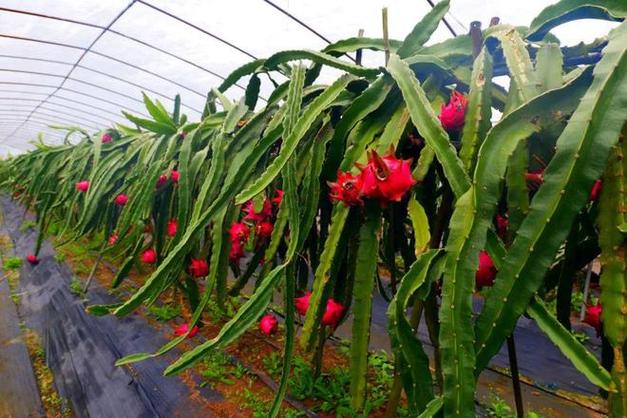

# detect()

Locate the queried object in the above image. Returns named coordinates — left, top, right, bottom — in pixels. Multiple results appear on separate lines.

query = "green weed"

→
left=19, top=220, right=37, bottom=232
left=69, top=277, right=85, bottom=298
left=147, top=304, right=180, bottom=321
left=3, top=256, right=22, bottom=270
left=199, top=351, right=234, bottom=387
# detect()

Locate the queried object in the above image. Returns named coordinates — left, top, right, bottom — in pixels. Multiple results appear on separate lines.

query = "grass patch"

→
left=23, top=329, right=72, bottom=417
left=19, top=220, right=37, bottom=232
left=199, top=351, right=237, bottom=387
left=68, top=277, right=86, bottom=298
left=261, top=350, right=408, bottom=417
left=485, top=394, right=540, bottom=418
left=3, top=256, right=22, bottom=270
left=147, top=304, right=180, bottom=321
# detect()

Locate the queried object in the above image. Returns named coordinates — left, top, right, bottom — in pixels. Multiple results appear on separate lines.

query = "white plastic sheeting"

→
left=0, top=0, right=618, bottom=156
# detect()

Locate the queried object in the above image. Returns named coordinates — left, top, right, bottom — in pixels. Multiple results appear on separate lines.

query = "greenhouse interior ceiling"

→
left=0, top=1, right=626, bottom=417
left=0, top=0, right=618, bottom=156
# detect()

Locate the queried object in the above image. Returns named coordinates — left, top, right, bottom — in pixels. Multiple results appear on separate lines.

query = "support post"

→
left=382, top=8, right=390, bottom=65
left=507, top=334, right=524, bottom=418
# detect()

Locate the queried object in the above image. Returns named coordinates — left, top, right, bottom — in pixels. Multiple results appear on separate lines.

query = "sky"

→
left=0, top=0, right=619, bottom=156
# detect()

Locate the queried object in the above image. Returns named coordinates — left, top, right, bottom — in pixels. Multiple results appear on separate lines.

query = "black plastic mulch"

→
left=1, top=196, right=220, bottom=418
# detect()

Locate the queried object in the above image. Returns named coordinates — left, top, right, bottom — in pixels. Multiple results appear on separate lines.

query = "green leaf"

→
left=113, top=110, right=274, bottom=317
left=407, top=195, right=430, bottom=255
left=122, top=111, right=177, bottom=135
left=417, top=397, right=443, bottom=418
left=459, top=48, right=493, bottom=173
left=387, top=53, right=470, bottom=198
left=375, top=104, right=410, bottom=154
left=350, top=205, right=382, bottom=411
left=86, top=303, right=122, bottom=316
left=527, top=297, right=613, bottom=389
left=221, top=100, right=248, bottom=134
left=300, top=205, right=349, bottom=349
left=211, top=88, right=234, bottom=111
left=488, top=26, right=539, bottom=103
left=245, top=74, right=261, bottom=109
left=339, top=99, right=399, bottom=171
left=476, top=21, right=627, bottom=372
left=172, top=94, right=181, bottom=123
left=218, top=59, right=266, bottom=93
left=236, top=74, right=355, bottom=204
left=420, top=35, right=473, bottom=64
left=327, top=76, right=392, bottom=175
left=438, top=64, right=593, bottom=413
left=269, top=265, right=295, bottom=417
left=440, top=189, right=477, bottom=416
left=397, top=0, right=450, bottom=58
left=323, top=37, right=403, bottom=55
left=283, top=65, right=306, bottom=138
left=527, top=0, right=627, bottom=41
left=599, top=136, right=626, bottom=348
left=506, top=140, right=530, bottom=235
left=264, top=50, right=380, bottom=78
left=115, top=337, right=184, bottom=366
left=142, top=92, right=175, bottom=127
left=535, top=43, right=564, bottom=92
left=388, top=250, right=440, bottom=412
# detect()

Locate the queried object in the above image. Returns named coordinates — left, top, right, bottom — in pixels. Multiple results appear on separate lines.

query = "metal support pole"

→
left=580, top=262, right=593, bottom=321
left=356, top=29, right=364, bottom=66
left=506, top=334, right=524, bottom=418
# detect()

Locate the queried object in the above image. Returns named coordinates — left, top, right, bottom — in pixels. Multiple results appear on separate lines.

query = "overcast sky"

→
left=0, top=0, right=619, bottom=156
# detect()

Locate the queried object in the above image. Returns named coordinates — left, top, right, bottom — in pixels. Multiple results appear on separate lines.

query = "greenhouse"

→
left=0, top=0, right=625, bottom=417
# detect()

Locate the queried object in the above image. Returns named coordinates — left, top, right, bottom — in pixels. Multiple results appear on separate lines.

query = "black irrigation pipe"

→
left=0, top=6, right=248, bottom=94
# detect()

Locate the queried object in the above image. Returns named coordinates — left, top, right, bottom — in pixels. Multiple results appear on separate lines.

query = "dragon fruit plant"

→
left=2, top=1, right=626, bottom=417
